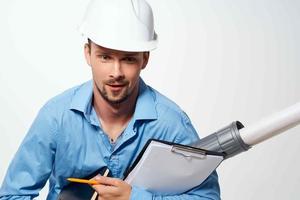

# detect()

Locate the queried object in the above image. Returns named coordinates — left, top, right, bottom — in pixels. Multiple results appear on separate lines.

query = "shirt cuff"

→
left=130, top=186, right=153, bottom=200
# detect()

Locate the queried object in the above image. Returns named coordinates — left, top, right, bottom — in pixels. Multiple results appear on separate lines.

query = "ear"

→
left=141, top=52, right=150, bottom=69
left=84, top=43, right=91, bottom=66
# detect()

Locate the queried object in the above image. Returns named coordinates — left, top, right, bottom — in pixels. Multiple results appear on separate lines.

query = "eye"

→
left=98, top=55, right=112, bottom=62
left=123, top=57, right=137, bottom=63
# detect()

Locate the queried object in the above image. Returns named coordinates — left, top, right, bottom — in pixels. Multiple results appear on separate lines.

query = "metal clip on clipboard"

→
left=171, top=145, right=207, bottom=159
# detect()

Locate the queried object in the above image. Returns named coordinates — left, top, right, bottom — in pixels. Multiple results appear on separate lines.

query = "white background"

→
left=1, top=0, right=300, bottom=199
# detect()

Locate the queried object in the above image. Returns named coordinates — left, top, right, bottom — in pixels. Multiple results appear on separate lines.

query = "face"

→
left=84, top=41, right=149, bottom=105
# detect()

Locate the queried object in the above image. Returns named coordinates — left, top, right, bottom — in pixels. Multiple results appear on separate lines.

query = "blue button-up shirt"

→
left=0, top=79, right=220, bottom=200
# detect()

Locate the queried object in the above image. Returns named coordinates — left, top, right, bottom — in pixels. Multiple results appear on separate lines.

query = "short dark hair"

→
left=86, top=38, right=92, bottom=53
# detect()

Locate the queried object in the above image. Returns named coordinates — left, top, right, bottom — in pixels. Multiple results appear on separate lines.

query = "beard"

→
left=95, top=79, right=132, bottom=105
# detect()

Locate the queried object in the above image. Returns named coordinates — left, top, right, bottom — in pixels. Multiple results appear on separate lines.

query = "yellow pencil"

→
left=67, top=168, right=110, bottom=187
left=67, top=178, right=98, bottom=185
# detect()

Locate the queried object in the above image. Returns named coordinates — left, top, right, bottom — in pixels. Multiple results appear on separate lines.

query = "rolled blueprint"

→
left=240, top=102, right=300, bottom=146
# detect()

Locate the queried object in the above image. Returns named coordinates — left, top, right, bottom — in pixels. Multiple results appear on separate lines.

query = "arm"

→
left=0, top=104, right=57, bottom=199
left=92, top=111, right=221, bottom=200
left=91, top=171, right=220, bottom=200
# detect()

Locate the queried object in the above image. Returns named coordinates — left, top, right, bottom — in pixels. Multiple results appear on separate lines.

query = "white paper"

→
left=125, top=140, right=223, bottom=195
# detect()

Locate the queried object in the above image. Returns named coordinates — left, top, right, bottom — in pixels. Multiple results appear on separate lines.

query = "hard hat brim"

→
left=78, top=24, right=158, bottom=52
left=86, top=32, right=158, bottom=52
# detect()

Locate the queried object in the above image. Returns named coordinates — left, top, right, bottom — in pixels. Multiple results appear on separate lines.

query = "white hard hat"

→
left=79, top=0, right=158, bottom=52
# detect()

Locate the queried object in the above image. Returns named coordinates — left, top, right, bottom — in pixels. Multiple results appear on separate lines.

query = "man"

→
left=0, top=0, right=220, bottom=199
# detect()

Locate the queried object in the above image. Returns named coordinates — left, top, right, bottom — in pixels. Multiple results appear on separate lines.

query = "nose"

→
left=110, top=61, right=124, bottom=80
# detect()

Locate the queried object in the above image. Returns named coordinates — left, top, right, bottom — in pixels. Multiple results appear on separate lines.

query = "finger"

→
left=92, top=184, right=118, bottom=194
left=93, top=176, right=120, bottom=186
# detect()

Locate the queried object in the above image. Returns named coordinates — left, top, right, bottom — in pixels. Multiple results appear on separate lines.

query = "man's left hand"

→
left=91, top=175, right=132, bottom=200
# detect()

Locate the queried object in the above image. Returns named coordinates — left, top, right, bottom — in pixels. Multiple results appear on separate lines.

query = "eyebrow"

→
left=94, top=50, right=139, bottom=57
left=123, top=53, right=139, bottom=56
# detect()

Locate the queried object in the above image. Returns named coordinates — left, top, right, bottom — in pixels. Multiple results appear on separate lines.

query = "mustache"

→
left=105, top=78, right=129, bottom=85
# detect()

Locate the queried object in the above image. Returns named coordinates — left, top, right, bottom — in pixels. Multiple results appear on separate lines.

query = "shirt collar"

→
left=133, top=78, right=157, bottom=121
left=69, top=78, right=157, bottom=121
left=69, top=80, right=93, bottom=115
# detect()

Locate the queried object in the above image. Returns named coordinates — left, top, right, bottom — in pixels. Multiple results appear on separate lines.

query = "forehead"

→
left=91, top=42, right=142, bottom=56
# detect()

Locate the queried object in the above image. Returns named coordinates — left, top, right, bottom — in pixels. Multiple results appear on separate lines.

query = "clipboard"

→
left=124, top=139, right=225, bottom=195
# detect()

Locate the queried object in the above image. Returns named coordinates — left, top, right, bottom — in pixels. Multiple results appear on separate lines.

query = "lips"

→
left=107, top=84, right=126, bottom=88
left=107, top=84, right=126, bottom=91
left=108, top=84, right=125, bottom=87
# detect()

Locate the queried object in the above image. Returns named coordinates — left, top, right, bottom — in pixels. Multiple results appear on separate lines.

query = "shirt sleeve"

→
left=130, top=111, right=221, bottom=200
left=0, top=103, right=58, bottom=199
